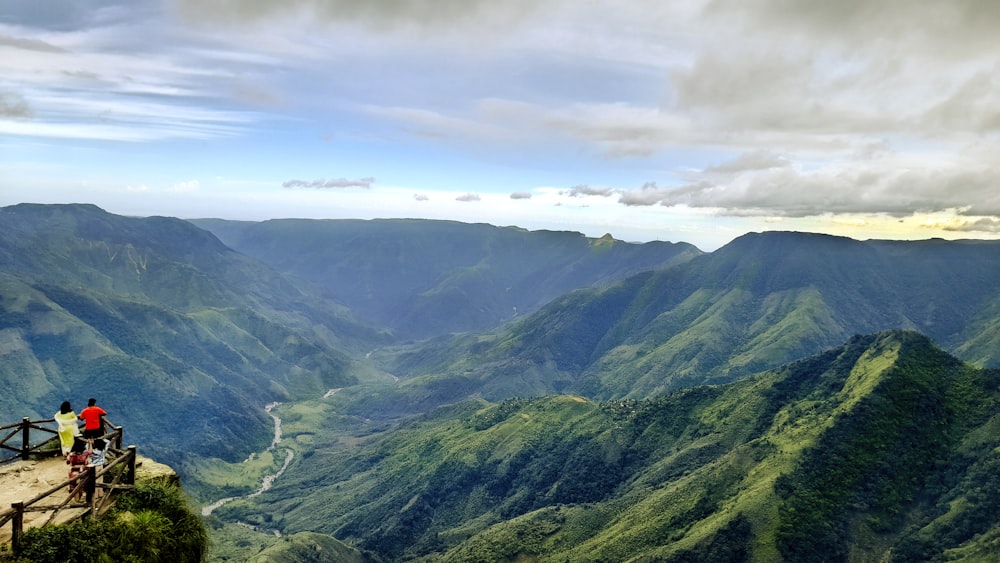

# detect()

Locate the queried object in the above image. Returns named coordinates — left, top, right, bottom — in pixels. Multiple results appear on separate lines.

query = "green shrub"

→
left=17, top=482, right=207, bottom=563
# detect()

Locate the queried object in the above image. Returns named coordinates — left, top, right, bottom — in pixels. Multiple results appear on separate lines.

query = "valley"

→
left=201, top=402, right=293, bottom=518
left=5, top=204, right=1000, bottom=561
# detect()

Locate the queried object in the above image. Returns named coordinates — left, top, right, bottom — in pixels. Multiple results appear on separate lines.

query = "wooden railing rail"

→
left=0, top=418, right=135, bottom=557
left=0, top=417, right=123, bottom=464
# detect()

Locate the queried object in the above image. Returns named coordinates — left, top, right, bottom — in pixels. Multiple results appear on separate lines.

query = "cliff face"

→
left=135, top=454, right=180, bottom=487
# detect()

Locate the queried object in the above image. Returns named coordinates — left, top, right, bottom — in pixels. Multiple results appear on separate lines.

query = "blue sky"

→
left=2, top=0, right=1000, bottom=250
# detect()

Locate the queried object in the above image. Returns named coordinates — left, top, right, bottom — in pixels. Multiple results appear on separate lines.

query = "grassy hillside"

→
left=0, top=204, right=391, bottom=464
left=190, top=218, right=701, bottom=338
left=376, top=231, right=1000, bottom=409
left=208, top=330, right=1000, bottom=561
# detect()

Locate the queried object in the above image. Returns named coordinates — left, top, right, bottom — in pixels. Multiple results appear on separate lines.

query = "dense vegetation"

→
left=207, top=331, right=1000, bottom=561
left=9, top=205, right=1000, bottom=561
left=10, top=482, right=207, bottom=563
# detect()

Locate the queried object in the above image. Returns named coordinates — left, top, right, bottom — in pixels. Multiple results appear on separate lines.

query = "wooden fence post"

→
left=85, top=466, right=96, bottom=510
left=20, top=417, right=30, bottom=461
left=126, top=445, right=137, bottom=485
left=11, top=502, right=24, bottom=556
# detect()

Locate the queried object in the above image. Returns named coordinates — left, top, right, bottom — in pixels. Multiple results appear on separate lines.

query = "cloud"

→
left=0, top=92, right=32, bottom=118
left=510, top=192, right=532, bottom=200
left=707, top=0, right=1000, bottom=58
left=173, top=0, right=546, bottom=35
left=0, top=16, right=263, bottom=142
left=942, top=217, right=1000, bottom=233
left=621, top=161, right=1000, bottom=219
left=703, top=151, right=790, bottom=174
left=567, top=184, right=616, bottom=197
left=456, top=193, right=481, bottom=202
left=619, top=182, right=676, bottom=207
left=282, top=177, right=375, bottom=189
left=544, top=103, right=687, bottom=158
left=413, top=193, right=429, bottom=201
left=171, top=180, right=200, bottom=193
left=0, top=34, right=64, bottom=52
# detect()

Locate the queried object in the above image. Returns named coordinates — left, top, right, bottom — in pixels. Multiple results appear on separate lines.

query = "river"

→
left=201, top=402, right=294, bottom=516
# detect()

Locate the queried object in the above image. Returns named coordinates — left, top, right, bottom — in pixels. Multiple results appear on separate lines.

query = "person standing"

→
left=54, top=401, right=80, bottom=458
left=79, top=398, right=107, bottom=440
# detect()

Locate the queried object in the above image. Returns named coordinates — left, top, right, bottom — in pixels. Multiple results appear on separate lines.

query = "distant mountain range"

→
left=190, top=217, right=701, bottom=339
left=353, top=231, right=1000, bottom=419
left=6, top=203, right=1000, bottom=560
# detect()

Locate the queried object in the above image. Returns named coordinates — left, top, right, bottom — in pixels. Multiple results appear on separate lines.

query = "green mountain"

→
left=0, top=203, right=390, bottom=462
left=377, top=231, right=1000, bottom=412
left=189, top=218, right=701, bottom=338
left=246, top=532, right=372, bottom=563
left=10, top=205, right=1000, bottom=561
left=213, top=330, right=1000, bottom=561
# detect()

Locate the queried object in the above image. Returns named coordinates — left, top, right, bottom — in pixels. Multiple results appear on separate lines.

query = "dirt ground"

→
left=0, top=453, right=176, bottom=546
left=0, top=456, right=72, bottom=506
left=0, top=456, right=91, bottom=543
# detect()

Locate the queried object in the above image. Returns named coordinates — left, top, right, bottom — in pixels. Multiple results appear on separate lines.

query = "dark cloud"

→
left=282, top=177, right=374, bottom=189
left=706, top=0, right=1000, bottom=57
left=921, top=72, right=1000, bottom=134
left=510, top=192, right=532, bottom=200
left=456, top=193, right=481, bottom=202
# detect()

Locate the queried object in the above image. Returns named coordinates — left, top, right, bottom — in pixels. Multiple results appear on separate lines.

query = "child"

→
left=66, top=437, right=91, bottom=502
left=87, top=438, right=110, bottom=498
left=88, top=438, right=109, bottom=467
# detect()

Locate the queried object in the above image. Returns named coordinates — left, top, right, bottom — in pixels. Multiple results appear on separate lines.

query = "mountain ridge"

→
left=212, top=329, right=1000, bottom=561
left=190, top=217, right=702, bottom=338
left=369, top=229, right=1000, bottom=415
left=0, top=204, right=391, bottom=463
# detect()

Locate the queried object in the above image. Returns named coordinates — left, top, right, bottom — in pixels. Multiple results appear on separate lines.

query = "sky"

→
left=2, top=0, right=1000, bottom=251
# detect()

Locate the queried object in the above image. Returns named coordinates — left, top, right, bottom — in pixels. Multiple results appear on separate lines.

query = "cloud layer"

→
left=3, top=0, right=1000, bottom=240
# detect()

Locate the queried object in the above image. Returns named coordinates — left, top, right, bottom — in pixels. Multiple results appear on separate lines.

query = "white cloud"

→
left=283, top=177, right=375, bottom=189
left=171, top=180, right=200, bottom=193
left=567, top=185, right=616, bottom=198
left=5, top=0, right=1000, bottom=244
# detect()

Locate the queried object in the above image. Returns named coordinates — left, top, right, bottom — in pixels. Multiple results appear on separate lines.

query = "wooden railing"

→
left=0, top=418, right=135, bottom=557
left=0, top=417, right=124, bottom=464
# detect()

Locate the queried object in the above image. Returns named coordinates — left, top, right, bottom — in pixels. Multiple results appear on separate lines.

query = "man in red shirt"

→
left=79, top=398, right=107, bottom=439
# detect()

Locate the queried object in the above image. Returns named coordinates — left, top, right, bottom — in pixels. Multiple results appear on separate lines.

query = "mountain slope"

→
left=0, top=204, right=389, bottom=462
left=190, top=218, right=702, bottom=338
left=379, top=231, right=1000, bottom=408
left=214, top=331, right=1000, bottom=561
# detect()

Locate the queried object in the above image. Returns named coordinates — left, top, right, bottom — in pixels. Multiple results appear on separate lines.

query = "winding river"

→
left=201, top=402, right=295, bottom=516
